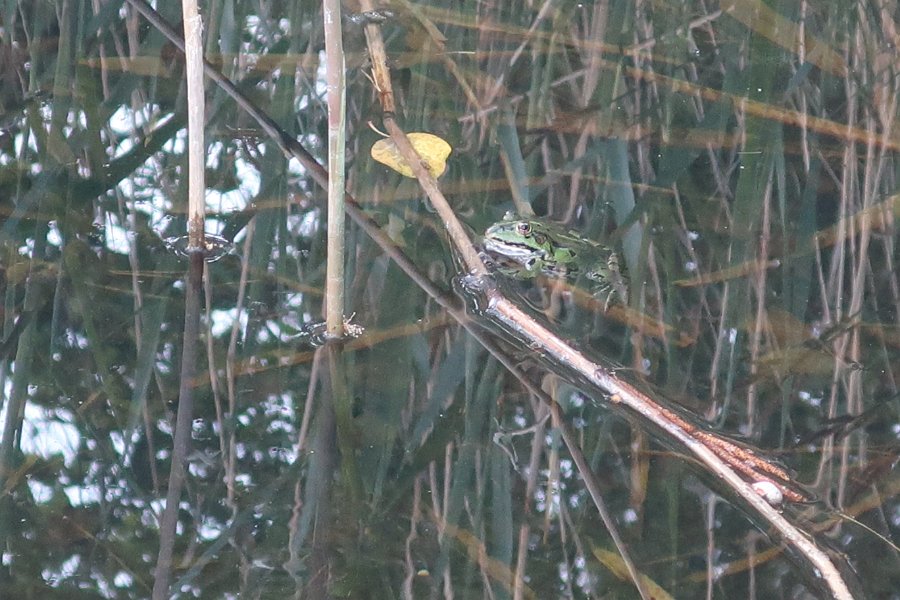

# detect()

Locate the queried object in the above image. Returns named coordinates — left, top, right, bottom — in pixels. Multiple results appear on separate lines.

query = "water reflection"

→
left=164, top=233, right=234, bottom=262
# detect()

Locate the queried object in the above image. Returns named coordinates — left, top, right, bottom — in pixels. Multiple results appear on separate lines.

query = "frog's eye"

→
left=516, top=222, right=532, bottom=236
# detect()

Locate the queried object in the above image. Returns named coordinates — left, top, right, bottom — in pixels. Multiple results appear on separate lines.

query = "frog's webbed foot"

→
left=585, top=253, right=629, bottom=310
left=589, top=278, right=629, bottom=311
left=593, top=283, right=616, bottom=311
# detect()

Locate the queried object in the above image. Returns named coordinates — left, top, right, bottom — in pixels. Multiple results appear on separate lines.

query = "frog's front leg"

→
left=519, top=256, right=549, bottom=278
left=488, top=255, right=545, bottom=280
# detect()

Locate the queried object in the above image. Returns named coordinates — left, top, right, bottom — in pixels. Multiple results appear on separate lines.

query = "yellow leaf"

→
left=370, top=132, right=451, bottom=178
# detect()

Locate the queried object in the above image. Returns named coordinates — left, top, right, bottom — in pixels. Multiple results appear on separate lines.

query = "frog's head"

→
left=483, top=218, right=585, bottom=273
left=483, top=219, right=556, bottom=268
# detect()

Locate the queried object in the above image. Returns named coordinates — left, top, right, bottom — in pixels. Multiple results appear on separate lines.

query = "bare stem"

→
left=323, top=0, right=346, bottom=337
left=152, top=253, right=203, bottom=599
left=183, top=0, right=206, bottom=247
left=152, top=0, right=206, bottom=595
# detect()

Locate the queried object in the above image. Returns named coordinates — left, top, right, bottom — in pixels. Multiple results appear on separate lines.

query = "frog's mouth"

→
left=482, top=238, right=546, bottom=262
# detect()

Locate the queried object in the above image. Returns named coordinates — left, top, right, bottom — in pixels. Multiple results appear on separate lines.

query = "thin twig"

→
left=152, top=253, right=203, bottom=599
left=323, top=0, right=347, bottom=337
left=152, top=0, right=206, bottom=595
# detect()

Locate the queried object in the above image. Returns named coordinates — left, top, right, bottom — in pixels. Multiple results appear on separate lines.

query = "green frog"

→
left=482, top=216, right=629, bottom=308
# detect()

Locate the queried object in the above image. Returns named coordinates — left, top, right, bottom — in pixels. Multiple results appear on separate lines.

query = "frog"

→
left=482, top=216, right=628, bottom=308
